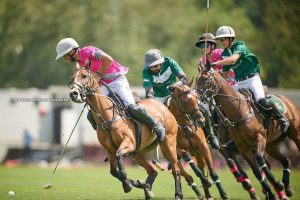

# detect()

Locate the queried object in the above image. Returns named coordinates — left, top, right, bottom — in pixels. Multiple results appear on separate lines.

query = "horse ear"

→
left=188, top=77, right=194, bottom=87
left=200, top=69, right=210, bottom=79
left=204, top=61, right=211, bottom=72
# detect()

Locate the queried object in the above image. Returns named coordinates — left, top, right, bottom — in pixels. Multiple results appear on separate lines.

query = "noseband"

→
left=196, top=71, right=222, bottom=102
left=69, top=70, right=98, bottom=101
left=173, top=89, right=202, bottom=120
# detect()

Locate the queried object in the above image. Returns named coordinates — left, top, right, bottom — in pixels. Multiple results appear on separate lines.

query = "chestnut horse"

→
left=196, top=68, right=300, bottom=200
left=168, top=82, right=228, bottom=200
left=69, top=69, right=183, bottom=200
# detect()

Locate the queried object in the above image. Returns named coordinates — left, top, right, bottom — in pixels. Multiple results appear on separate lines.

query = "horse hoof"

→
left=122, top=180, right=133, bottom=193
left=198, top=196, right=206, bottom=200
left=249, top=191, right=259, bottom=200
left=144, top=188, right=154, bottom=200
left=202, top=178, right=213, bottom=189
left=285, top=186, right=294, bottom=197
left=276, top=181, right=285, bottom=191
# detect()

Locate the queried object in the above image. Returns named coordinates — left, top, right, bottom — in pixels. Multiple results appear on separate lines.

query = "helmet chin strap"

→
left=69, top=48, right=78, bottom=62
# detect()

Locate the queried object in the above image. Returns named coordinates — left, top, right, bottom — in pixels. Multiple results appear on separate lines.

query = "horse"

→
left=196, top=67, right=300, bottom=200
left=218, top=116, right=296, bottom=198
left=168, top=82, right=259, bottom=199
left=168, top=81, right=228, bottom=200
left=68, top=69, right=183, bottom=200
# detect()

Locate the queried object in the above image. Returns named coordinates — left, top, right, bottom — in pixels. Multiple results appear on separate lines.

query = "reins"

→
left=196, top=71, right=254, bottom=127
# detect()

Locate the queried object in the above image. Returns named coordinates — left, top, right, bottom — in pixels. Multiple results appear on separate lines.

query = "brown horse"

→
left=168, top=82, right=228, bottom=200
left=68, top=69, right=183, bottom=200
left=196, top=68, right=300, bottom=200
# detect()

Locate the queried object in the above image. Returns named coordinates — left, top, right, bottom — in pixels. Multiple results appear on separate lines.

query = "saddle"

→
left=238, top=88, right=286, bottom=118
left=238, top=88, right=287, bottom=139
left=107, top=92, right=143, bottom=151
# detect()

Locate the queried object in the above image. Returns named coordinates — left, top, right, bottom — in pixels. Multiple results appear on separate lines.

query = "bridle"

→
left=195, top=70, right=222, bottom=102
left=68, top=69, right=122, bottom=132
left=68, top=70, right=98, bottom=102
left=172, top=89, right=204, bottom=121
left=196, top=70, right=254, bottom=127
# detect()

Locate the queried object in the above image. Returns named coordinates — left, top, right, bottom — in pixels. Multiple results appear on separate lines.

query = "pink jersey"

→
left=199, top=48, right=236, bottom=85
left=78, top=46, right=128, bottom=84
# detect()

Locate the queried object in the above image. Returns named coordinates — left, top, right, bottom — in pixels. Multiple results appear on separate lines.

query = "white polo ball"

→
left=8, top=191, right=15, bottom=197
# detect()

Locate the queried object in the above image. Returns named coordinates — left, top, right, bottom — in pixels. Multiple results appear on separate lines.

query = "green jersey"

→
left=143, top=57, right=183, bottom=97
left=222, top=41, right=260, bottom=81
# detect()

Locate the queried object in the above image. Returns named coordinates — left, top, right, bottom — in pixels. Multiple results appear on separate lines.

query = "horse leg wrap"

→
left=190, top=183, right=204, bottom=200
left=145, top=173, right=157, bottom=190
left=174, top=172, right=183, bottom=200
left=116, top=152, right=127, bottom=181
left=183, top=154, right=212, bottom=189
left=260, top=179, right=276, bottom=199
left=282, top=167, right=291, bottom=187
left=256, top=154, right=285, bottom=192
left=283, top=168, right=294, bottom=197
left=227, top=158, right=253, bottom=190
left=210, top=172, right=228, bottom=199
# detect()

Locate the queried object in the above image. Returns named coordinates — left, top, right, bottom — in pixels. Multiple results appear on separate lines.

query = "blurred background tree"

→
left=0, top=0, right=298, bottom=88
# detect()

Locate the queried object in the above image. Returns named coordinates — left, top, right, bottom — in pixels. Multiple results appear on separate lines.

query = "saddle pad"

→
left=270, top=95, right=286, bottom=114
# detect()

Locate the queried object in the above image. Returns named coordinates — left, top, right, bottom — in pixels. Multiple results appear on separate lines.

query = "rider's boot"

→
left=199, top=102, right=220, bottom=149
left=258, top=98, right=289, bottom=133
left=87, top=110, right=97, bottom=130
left=127, top=104, right=165, bottom=142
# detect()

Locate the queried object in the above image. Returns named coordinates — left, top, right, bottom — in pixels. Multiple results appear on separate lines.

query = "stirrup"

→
left=279, top=118, right=289, bottom=133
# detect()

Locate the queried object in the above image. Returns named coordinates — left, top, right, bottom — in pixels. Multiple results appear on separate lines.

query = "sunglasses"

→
left=63, top=49, right=77, bottom=59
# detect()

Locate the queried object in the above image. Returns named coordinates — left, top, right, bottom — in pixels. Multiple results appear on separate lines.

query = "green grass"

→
left=0, top=164, right=300, bottom=200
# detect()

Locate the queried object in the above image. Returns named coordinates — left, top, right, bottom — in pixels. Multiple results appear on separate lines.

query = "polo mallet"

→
left=43, top=103, right=87, bottom=189
left=203, top=0, right=210, bottom=65
left=152, top=146, right=164, bottom=171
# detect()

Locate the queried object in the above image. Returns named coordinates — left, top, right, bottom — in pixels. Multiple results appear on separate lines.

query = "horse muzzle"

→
left=69, top=88, right=84, bottom=103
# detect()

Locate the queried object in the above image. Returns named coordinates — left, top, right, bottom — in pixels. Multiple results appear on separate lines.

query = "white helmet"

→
left=55, top=38, right=79, bottom=60
left=214, top=26, right=235, bottom=39
left=144, top=49, right=165, bottom=68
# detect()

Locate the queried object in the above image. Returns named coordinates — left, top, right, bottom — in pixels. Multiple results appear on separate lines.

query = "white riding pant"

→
left=100, top=75, right=136, bottom=106
left=236, top=74, right=265, bottom=101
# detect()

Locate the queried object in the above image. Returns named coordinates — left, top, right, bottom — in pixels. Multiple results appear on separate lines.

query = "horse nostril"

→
left=70, top=91, right=78, bottom=99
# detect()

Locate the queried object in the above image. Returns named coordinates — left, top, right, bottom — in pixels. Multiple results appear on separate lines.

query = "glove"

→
left=205, top=60, right=211, bottom=69
left=145, top=91, right=154, bottom=99
left=93, top=51, right=102, bottom=60
left=180, top=76, right=188, bottom=85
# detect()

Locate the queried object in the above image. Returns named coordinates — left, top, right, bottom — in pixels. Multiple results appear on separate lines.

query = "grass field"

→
left=0, top=164, right=299, bottom=200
